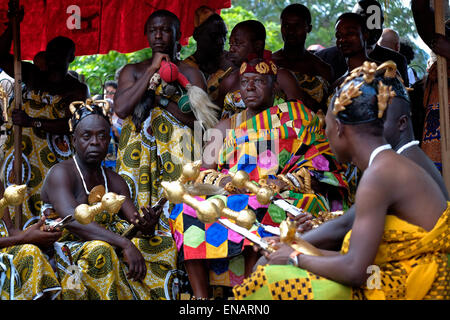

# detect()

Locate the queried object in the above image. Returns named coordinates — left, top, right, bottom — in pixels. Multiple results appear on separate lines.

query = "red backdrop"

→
left=0, top=0, right=231, bottom=60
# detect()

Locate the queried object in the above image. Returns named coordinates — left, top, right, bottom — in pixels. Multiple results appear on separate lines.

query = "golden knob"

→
left=178, top=160, right=202, bottom=184
left=229, top=171, right=274, bottom=205
left=162, top=181, right=220, bottom=224
left=0, top=184, right=27, bottom=219
left=209, top=198, right=256, bottom=230
left=74, top=192, right=126, bottom=224
left=279, top=218, right=323, bottom=256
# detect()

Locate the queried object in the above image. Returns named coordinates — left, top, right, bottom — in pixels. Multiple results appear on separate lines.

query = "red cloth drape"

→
left=0, top=0, right=231, bottom=60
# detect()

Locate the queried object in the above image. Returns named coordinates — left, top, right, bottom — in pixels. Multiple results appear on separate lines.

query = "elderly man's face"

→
left=240, top=72, right=274, bottom=110
left=146, top=16, right=177, bottom=54
left=73, top=114, right=110, bottom=164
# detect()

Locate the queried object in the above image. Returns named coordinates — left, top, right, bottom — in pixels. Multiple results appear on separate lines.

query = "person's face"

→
left=280, top=13, right=310, bottom=47
left=240, top=72, right=274, bottom=111
left=73, top=115, right=110, bottom=164
left=104, top=86, right=116, bottom=101
left=325, top=102, right=348, bottom=163
left=228, top=28, right=256, bottom=67
left=146, top=16, right=178, bottom=55
left=335, top=18, right=365, bottom=57
left=197, top=20, right=227, bottom=56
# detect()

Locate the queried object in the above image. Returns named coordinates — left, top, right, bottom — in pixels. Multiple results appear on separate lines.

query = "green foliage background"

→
left=70, top=0, right=429, bottom=95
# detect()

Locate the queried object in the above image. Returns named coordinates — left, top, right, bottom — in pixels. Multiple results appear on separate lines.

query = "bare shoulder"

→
left=307, top=52, right=332, bottom=81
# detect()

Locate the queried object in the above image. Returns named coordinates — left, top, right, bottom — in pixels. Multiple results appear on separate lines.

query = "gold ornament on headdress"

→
left=361, top=61, right=378, bottom=84
left=332, top=81, right=364, bottom=115
left=377, top=81, right=396, bottom=118
left=376, top=60, right=397, bottom=78
left=240, top=62, right=247, bottom=75
left=255, top=62, right=270, bottom=74
left=270, top=61, right=278, bottom=75
left=69, top=99, right=111, bottom=131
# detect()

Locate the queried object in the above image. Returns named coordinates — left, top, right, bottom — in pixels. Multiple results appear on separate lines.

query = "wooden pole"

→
left=434, top=0, right=450, bottom=191
left=11, top=0, right=22, bottom=230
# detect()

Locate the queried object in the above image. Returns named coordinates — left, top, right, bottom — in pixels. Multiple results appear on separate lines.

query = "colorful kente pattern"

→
left=169, top=100, right=350, bottom=287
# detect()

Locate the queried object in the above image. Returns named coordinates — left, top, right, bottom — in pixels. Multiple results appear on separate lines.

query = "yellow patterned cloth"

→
left=51, top=209, right=178, bottom=300
left=233, top=202, right=450, bottom=300
left=341, top=202, right=450, bottom=300
left=1, top=89, right=72, bottom=226
left=117, top=107, right=200, bottom=209
left=0, top=220, right=61, bottom=300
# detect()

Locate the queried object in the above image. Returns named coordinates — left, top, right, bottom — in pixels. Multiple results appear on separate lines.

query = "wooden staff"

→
left=10, top=0, right=22, bottom=229
left=434, top=0, right=450, bottom=191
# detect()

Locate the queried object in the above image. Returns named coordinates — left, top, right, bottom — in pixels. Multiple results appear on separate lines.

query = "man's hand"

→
left=11, top=109, right=33, bottom=127
left=150, top=52, right=171, bottom=71
left=266, top=243, right=295, bottom=265
left=131, top=199, right=166, bottom=235
left=122, top=241, right=147, bottom=281
left=287, top=211, right=313, bottom=234
left=20, top=216, right=62, bottom=248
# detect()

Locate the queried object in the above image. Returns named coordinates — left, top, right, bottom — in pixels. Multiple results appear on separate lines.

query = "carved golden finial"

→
left=228, top=171, right=274, bottom=205
left=161, top=181, right=256, bottom=229
left=361, top=61, right=378, bottom=84
left=0, top=185, right=27, bottom=220
left=377, top=60, right=397, bottom=78
left=0, top=85, right=9, bottom=123
left=377, top=81, right=396, bottom=118
left=333, top=81, right=364, bottom=115
left=74, top=191, right=126, bottom=224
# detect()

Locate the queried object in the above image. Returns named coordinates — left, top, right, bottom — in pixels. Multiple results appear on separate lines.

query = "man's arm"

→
left=114, top=52, right=169, bottom=119
left=44, top=165, right=131, bottom=249
left=267, top=173, right=388, bottom=287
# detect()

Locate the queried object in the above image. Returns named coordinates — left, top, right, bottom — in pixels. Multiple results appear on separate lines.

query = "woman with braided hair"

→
left=233, top=61, right=450, bottom=300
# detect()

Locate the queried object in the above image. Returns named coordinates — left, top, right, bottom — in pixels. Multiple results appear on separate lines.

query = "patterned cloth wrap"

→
left=1, top=88, right=73, bottom=226
left=169, top=100, right=350, bottom=287
left=421, top=62, right=449, bottom=173
left=293, top=72, right=329, bottom=106
left=233, top=202, right=450, bottom=300
left=0, top=220, right=61, bottom=300
left=43, top=203, right=178, bottom=300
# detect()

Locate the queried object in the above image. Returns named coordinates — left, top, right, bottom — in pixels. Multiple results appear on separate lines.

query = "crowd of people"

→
left=0, top=0, right=448, bottom=300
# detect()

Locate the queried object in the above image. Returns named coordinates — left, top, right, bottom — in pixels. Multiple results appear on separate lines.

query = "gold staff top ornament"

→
left=0, top=185, right=27, bottom=220
left=228, top=171, right=274, bottom=205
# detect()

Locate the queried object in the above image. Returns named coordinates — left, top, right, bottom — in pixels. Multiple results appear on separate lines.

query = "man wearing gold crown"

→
left=169, top=57, right=351, bottom=299
left=233, top=62, right=450, bottom=300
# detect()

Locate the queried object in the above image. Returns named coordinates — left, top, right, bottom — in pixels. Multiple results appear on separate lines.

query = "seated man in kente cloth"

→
left=40, top=101, right=178, bottom=300
left=0, top=183, right=62, bottom=300
left=233, top=61, right=450, bottom=300
left=169, top=57, right=350, bottom=299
